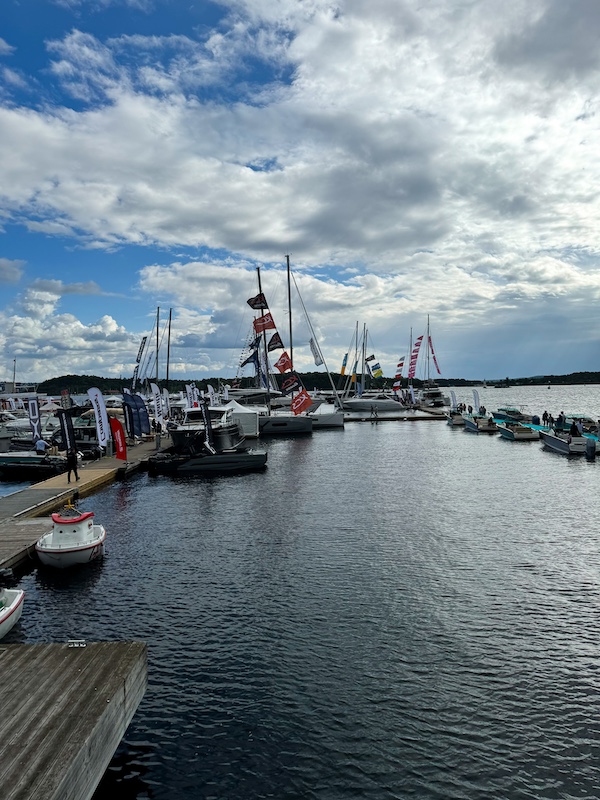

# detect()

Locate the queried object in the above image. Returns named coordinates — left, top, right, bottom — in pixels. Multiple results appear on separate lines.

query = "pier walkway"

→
left=1, top=641, right=147, bottom=800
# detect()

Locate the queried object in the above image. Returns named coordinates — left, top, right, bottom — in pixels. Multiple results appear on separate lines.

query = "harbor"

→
left=1, top=383, right=599, bottom=799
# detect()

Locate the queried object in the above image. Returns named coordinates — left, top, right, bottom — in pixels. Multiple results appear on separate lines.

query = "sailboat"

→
left=340, top=324, right=400, bottom=412
left=237, top=265, right=313, bottom=436
left=416, top=317, right=450, bottom=408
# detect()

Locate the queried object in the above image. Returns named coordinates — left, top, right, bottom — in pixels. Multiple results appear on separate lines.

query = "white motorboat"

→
left=497, top=422, right=540, bottom=441
left=539, top=430, right=594, bottom=456
left=446, top=410, right=465, bottom=426
left=463, top=414, right=498, bottom=433
left=306, top=403, right=345, bottom=429
left=36, top=501, right=106, bottom=568
left=0, top=588, right=25, bottom=640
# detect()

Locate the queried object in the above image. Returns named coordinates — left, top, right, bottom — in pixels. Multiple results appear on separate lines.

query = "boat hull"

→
left=0, top=589, right=25, bottom=640
left=341, top=398, right=402, bottom=412
left=259, top=416, right=312, bottom=435
left=497, top=424, right=540, bottom=441
left=0, top=452, right=68, bottom=479
left=148, top=450, right=268, bottom=475
left=539, top=431, right=590, bottom=455
left=36, top=527, right=106, bottom=568
left=463, top=416, right=498, bottom=433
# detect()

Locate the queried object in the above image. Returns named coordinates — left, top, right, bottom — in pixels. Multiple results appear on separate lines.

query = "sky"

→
left=1, top=0, right=600, bottom=386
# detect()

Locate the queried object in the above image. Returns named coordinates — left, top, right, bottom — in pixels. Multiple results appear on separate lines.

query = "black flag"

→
left=247, top=292, right=269, bottom=310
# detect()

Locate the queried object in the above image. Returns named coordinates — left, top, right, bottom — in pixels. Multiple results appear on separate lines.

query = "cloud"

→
left=0, top=258, right=24, bottom=284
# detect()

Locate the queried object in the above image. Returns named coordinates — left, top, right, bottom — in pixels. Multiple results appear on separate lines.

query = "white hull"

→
left=307, top=405, right=345, bottom=429
left=0, top=588, right=25, bottom=639
left=539, top=431, right=590, bottom=455
left=36, top=508, right=106, bottom=569
left=446, top=412, right=465, bottom=426
left=497, top=423, right=540, bottom=441
left=342, top=397, right=402, bottom=412
left=463, top=415, right=498, bottom=433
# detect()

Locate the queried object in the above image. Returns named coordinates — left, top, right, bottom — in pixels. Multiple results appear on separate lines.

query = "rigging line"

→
left=291, top=272, right=343, bottom=406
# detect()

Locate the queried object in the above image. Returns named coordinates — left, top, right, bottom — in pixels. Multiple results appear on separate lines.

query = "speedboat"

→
left=0, top=450, right=68, bottom=479
left=496, top=422, right=540, bottom=441
left=35, top=501, right=106, bottom=568
left=539, top=430, right=595, bottom=456
left=446, top=409, right=465, bottom=426
left=463, top=414, right=498, bottom=433
left=0, top=588, right=25, bottom=640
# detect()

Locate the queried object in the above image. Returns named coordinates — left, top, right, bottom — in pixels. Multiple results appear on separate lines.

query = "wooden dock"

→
left=0, top=439, right=158, bottom=572
left=0, top=641, right=147, bottom=800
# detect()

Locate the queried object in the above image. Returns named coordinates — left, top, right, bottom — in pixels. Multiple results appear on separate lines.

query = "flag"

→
left=253, top=312, right=276, bottom=333
left=428, top=336, right=442, bottom=375
left=87, top=387, right=110, bottom=448
left=371, top=362, right=383, bottom=378
left=133, top=393, right=151, bottom=434
left=281, top=372, right=301, bottom=395
left=291, top=389, right=313, bottom=415
left=150, top=383, right=163, bottom=427
left=56, top=409, right=76, bottom=451
left=267, top=332, right=284, bottom=352
left=247, top=292, right=269, bottom=310
left=407, top=336, right=423, bottom=380
left=109, top=416, right=127, bottom=460
left=395, top=357, right=405, bottom=379
left=122, top=393, right=140, bottom=438
left=274, top=351, right=293, bottom=373
left=340, top=353, right=348, bottom=375
left=240, top=350, right=259, bottom=369
left=309, top=337, right=323, bottom=366
left=136, top=336, right=147, bottom=363
left=365, top=354, right=376, bottom=362
left=27, top=397, right=42, bottom=442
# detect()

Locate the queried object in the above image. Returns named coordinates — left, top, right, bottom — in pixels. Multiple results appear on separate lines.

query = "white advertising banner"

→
left=87, top=387, right=110, bottom=448
left=150, top=383, right=163, bottom=426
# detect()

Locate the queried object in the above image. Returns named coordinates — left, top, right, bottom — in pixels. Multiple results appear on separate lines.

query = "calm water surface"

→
left=6, top=385, right=600, bottom=799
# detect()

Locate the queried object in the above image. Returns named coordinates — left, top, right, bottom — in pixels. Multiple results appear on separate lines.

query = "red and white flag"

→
left=253, top=313, right=276, bottom=333
left=109, top=417, right=127, bottom=461
left=274, top=351, right=293, bottom=373
left=407, top=336, right=423, bottom=380
left=291, top=389, right=313, bottom=415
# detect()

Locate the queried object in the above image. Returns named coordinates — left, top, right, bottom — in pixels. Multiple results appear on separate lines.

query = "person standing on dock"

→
left=66, top=448, right=80, bottom=483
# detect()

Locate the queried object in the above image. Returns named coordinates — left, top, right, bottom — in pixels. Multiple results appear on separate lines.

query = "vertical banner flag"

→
left=87, top=387, right=110, bottom=448
left=185, top=384, right=194, bottom=409
left=450, top=390, right=457, bottom=408
left=428, top=336, right=442, bottom=375
left=150, top=383, right=163, bottom=426
left=309, top=338, right=324, bottom=366
left=407, top=336, right=423, bottom=380
left=472, top=389, right=481, bottom=410
left=27, top=397, right=42, bottom=442
left=133, top=393, right=151, bottom=434
left=122, top=393, right=140, bottom=438
left=340, top=353, right=348, bottom=376
left=109, top=417, right=127, bottom=460
left=56, top=409, right=77, bottom=452
left=291, top=389, right=313, bottom=415
left=199, top=399, right=216, bottom=454
left=60, top=389, right=71, bottom=409
left=207, top=384, right=216, bottom=406
left=162, top=388, right=170, bottom=420
left=253, top=313, right=276, bottom=333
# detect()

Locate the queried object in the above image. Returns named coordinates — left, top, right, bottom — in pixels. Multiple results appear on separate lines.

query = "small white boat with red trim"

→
left=0, top=588, right=25, bottom=639
left=35, top=499, right=106, bottom=569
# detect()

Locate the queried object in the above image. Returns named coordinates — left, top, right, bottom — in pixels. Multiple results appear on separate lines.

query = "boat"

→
left=496, top=422, right=540, bottom=441
left=415, top=318, right=449, bottom=408
left=167, top=405, right=248, bottom=453
left=0, top=588, right=25, bottom=640
left=0, top=450, right=68, bottom=480
left=446, top=409, right=465, bottom=426
left=148, top=449, right=267, bottom=475
left=539, top=430, right=595, bottom=456
left=306, top=402, right=345, bottom=429
left=35, top=499, right=106, bottom=568
left=463, top=414, right=498, bottom=433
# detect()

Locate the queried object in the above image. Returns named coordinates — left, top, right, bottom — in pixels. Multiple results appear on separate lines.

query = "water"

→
left=6, top=385, right=600, bottom=799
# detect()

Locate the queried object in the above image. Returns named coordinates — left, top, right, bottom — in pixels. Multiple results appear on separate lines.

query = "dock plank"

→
left=0, top=641, right=147, bottom=800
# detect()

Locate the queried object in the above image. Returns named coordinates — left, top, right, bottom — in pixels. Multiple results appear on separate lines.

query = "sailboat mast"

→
left=426, top=315, right=431, bottom=382
left=256, top=267, right=271, bottom=403
left=286, top=254, right=293, bottom=370
left=12, top=358, right=16, bottom=391
left=166, top=308, right=172, bottom=390
left=155, top=306, right=160, bottom=384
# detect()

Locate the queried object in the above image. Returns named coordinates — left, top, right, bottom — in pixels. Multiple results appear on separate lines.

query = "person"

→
left=576, top=419, right=584, bottom=435
left=569, top=421, right=579, bottom=437
left=66, top=448, right=80, bottom=483
left=35, top=438, right=49, bottom=454
left=542, top=411, right=548, bottom=426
